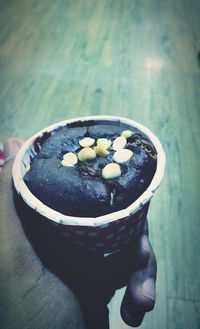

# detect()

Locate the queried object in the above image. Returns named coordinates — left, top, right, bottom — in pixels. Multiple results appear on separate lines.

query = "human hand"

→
left=0, top=139, right=85, bottom=329
left=0, top=139, right=157, bottom=329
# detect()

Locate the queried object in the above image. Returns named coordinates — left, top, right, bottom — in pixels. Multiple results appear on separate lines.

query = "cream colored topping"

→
left=121, top=130, right=133, bottom=138
left=97, top=138, right=112, bottom=150
left=102, top=163, right=121, bottom=179
left=79, top=137, right=95, bottom=148
left=78, top=147, right=96, bottom=162
left=62, top=152, right=78, bottom=166
left=112, top=136, right=127, bottom=151
left=113, top=149, right=133, bottom=163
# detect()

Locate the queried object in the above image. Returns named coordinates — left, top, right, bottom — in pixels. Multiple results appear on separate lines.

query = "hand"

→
left=0, top=139, right=157, bottom=329
left=92, top=216, right=157, bottom=328
left=0, top=139, right=85, bottom=329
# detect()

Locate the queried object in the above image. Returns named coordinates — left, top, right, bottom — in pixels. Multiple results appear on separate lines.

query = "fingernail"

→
left=4, top=139, right=22, bottom=161
left=142, top=279, right=155, bottom=301
left=141, top=235, right=150, bottom=252
left=0, top=146, right=5, bottom=170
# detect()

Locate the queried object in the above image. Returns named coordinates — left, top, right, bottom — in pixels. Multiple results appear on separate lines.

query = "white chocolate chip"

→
left=121, top=130, right=133, bottom=138
left=112, top=136, right=127, bottom=151
left=102, top=163, right=121, bottom=179
left=113, top=149, right=133, bottom=163
left=78, top=147, right=96, bottom=162
left=79, top=137, right=95, bottom=148
left=62, top=152, right=78, bottom=166
left=97, top=138, right=112, bottom=150
left=94, top=146, right=109, bottom=157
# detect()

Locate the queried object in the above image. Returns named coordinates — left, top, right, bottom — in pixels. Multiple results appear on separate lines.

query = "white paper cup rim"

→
left=12, top=115, right=166, bottom=227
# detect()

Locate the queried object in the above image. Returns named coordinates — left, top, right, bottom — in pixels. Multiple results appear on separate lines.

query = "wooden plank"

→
left=168, top=298, right=200, bottom=329
left=0, top=0, right=200, bottom=328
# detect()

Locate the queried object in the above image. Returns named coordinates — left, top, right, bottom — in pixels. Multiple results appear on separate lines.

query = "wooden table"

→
left=0, top=1, right=199, bottom=328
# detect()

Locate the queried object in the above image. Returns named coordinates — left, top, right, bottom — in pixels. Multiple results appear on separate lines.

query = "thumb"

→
left=1, top=138, right=24, bottom=176
left=3, top=138, right=24, bottom=161
left=120, top=222, right=157, bottom=327
left=0, top=138, right=24, bottom=214
left=0, top=138, right=41, bottom=288
left=0, top=138, right=24, bottom=234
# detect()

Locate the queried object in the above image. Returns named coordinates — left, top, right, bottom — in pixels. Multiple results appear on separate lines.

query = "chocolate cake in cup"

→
left=12, top=116, right=166, bottom=255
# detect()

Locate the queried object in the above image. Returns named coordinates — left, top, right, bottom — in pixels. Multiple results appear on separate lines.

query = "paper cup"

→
left=12, top=116, right=166, bottom=255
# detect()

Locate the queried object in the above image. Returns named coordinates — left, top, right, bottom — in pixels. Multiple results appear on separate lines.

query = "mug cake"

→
left=12, top=116, right=165, bottom=254
left=24, top=122, right=157, bottom=218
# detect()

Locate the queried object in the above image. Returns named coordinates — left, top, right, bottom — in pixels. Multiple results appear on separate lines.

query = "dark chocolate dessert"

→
left=24, top=121, right=157, bottom=217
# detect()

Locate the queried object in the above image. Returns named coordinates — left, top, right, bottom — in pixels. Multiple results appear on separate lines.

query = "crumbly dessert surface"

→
left=24, top=124, right=157, bottom=217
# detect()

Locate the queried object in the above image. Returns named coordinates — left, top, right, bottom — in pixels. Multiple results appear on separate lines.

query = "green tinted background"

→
left=0, top=0, right=199, bottom=328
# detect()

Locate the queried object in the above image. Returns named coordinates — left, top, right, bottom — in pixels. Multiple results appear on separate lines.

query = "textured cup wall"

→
left=60, top=204, right=149, bottom=254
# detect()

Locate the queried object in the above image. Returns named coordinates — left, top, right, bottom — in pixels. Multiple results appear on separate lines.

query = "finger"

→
left=116, top=219, right=151, bottom=272
left=3, top=138, right=24, bottom=161
left=1, top=138, right=24, bottom=179
left=103, top=219, right=151, bottom=292
left=0, top=138, right=26, bottom=244
left=0, top=138, right=24, bottom=221
left=133, top=219, right=151, bottom=266
left=0, top=142, right=5, bottom=170
left=0, top=138, right=23, bottom=197
left=121, top=233, right=157, bottom=327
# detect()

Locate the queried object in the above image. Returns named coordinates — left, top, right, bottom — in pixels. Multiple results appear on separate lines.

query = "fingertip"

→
left=0, top=143, right=5, bottom=171
left=142, top=278, right=156, bottom=307
left=120, top=299, right=145, bottom=327
left=4, top=138, right=24, bottom=161
left=120, top=286, right=155, bottom=327
left=0, top=139, right=24, bottom=179
left=130, top=280, right=155, bottom=310
left=121, top=274, right=156, bottom=326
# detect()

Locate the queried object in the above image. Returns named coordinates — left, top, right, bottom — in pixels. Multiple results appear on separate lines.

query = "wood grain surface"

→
left=0, top=1, right=200, bottom=328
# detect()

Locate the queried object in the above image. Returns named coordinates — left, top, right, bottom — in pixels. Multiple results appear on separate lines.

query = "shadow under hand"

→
left=14, top=189, right=146, bottom=329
